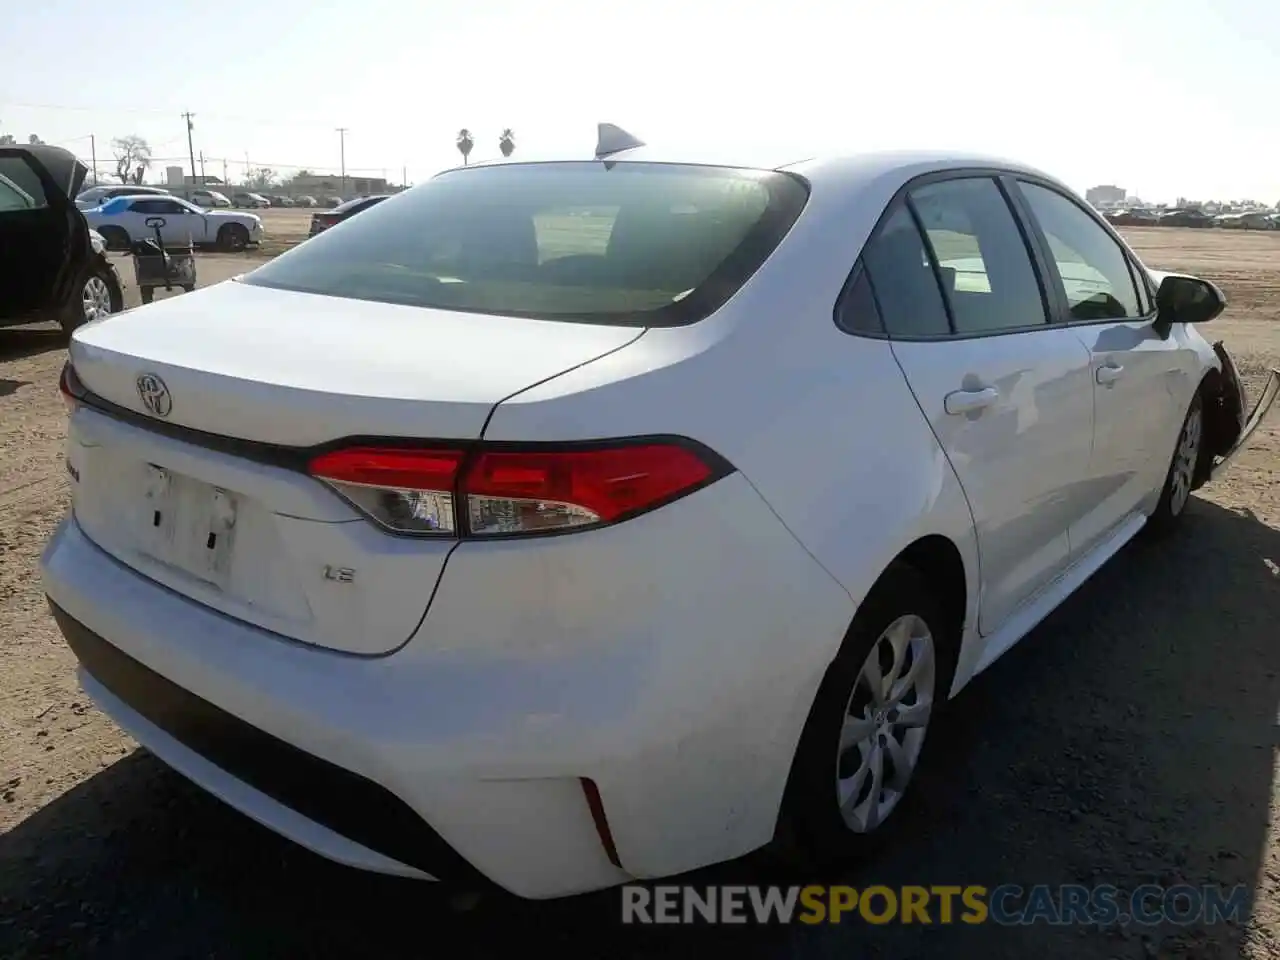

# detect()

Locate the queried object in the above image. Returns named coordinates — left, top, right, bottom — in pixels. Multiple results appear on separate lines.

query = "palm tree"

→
left=456, top=129, right=474, bottom=165
left=498, top=129, right=515, bottom=158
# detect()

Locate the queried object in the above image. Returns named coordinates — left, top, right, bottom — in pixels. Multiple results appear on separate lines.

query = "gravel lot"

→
left=1, top=228, right=1278, bottom=958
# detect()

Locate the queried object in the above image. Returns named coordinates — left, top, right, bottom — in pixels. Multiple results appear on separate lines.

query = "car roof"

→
left=97, top=193, right=186, bottom=205
left=440, top=140, right=1069, bottom=197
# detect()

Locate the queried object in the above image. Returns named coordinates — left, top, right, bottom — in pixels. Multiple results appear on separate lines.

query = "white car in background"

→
left=83, top=194, right=262, bottom=251
left=42, top=126, right=1278, bottom=900
left=190, top=189, right=231, bottom=208
left=75, top=183, right=171, bottom=210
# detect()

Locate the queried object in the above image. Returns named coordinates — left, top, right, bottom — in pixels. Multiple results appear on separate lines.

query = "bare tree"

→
left=498, top=128, right=515, bottom=158
left=456, top=129, right=474, bottom=165
left=27, top=134, right=44, bottom=145
left=0, top=134, right=13, bottom=146
left=247, top=167, right=277, bottom=189
left=111, top=135, right=152, bottom=184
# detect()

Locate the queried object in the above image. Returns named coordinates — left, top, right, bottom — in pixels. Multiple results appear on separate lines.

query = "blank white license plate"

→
left=139, top=464, right=238, bottom=588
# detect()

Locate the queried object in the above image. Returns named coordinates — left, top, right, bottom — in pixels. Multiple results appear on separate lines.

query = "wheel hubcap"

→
left=836, top=614, right=936, bottom=834
left=1169, top=407, right=1202, bottom=516
left=82, top=276, right=112, bottom=322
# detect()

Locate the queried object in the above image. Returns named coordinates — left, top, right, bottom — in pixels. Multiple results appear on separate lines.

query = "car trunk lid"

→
left=69, top=278, right=642, bottom=444
left=64, top=279, right=643, bottom=654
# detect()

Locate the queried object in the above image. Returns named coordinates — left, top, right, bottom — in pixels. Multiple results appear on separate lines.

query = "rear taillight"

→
left=307, top=447, right=464, bottom=534
left=307, top=440, right=727, bottom=538
left=58, top=362, right=80, bottom=414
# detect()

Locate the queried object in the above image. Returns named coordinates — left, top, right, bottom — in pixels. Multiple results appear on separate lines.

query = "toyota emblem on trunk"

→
left=136, top=373, right=172, bottom=417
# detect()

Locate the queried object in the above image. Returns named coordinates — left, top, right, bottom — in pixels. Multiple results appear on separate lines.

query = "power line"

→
left=0, top=99, right=342, bottom=130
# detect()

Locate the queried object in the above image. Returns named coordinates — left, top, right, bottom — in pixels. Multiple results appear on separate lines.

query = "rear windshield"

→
left=332, top=195, right=382, bottom=214
left=242, top=162, right=809, bottom=326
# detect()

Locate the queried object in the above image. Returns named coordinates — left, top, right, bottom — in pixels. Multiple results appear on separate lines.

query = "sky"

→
left=2, top=0, right=1277, bottom=202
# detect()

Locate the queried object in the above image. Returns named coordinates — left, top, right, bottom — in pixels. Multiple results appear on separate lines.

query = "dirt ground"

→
left=1, top=228, right=1279, bottom=958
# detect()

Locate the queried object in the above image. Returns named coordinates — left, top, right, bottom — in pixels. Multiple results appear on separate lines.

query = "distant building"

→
left=1085, top=185, right=1126, bottom=207
left=165, top=166, right=225, bottom=187
left=285, top=174, right=389, bottom=196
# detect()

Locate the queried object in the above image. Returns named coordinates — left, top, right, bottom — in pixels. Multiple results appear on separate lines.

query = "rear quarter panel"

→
left=483, top=162, right=982, bottom=687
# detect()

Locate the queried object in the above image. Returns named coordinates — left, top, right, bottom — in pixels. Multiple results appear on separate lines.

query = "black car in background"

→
left=1158, top=208, right=1213, bottom=228
left=308, top=194, right=390, bottom=236
left=0, top=144, right=123, bottom=333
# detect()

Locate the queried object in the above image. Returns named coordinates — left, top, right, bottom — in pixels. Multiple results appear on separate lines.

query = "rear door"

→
left=1012, top=179, right=1200, bottom=556
left=125, top=198, right=166, bottom=243
left=0, top=149, right=87, bottom=321
left=872, top=174, right=1096, bottom=635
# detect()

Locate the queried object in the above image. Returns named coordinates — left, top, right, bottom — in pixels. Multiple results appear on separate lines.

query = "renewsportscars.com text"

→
left=620, top=884, right=1249, bottom=926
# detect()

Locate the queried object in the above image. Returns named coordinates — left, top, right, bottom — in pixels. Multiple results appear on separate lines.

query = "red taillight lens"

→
left=463, top=445, right=715, bottom=535
left=307, top=441, right=724, bottom=538
left=308, top=447, right=464, bottom=535
left=59, top=362, right=80, bottom=415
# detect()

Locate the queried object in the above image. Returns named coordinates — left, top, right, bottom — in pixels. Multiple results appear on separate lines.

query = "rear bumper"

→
left=41, top=473, right=853, bottom=898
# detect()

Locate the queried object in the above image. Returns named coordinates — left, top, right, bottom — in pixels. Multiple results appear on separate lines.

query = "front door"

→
left=1012, top=180, right=1199, bottom=558
left=865, top=176, right=1096, bottom=635
left=148, top=199, right=198, bottom=246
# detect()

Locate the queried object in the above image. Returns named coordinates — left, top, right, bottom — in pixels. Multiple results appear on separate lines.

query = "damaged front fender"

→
left=1197, top=341, right=1280, bottom=486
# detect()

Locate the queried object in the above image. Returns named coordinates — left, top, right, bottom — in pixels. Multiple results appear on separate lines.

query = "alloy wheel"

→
left=836, top=614, right=936, bottom=833
left=82, top=275, right=113, bottom=323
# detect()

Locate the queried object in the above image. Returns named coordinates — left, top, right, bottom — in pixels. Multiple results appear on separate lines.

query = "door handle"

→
left=944, top=386, right=1000, bottom=415
left=1096, top=363, right=1125, bottom=385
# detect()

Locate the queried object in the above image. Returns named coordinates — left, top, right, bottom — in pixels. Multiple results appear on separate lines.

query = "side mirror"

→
left=1154, top=274, right=1226, bottom=338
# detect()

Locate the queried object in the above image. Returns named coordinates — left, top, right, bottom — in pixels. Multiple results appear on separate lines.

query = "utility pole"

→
left=199, top=151, right=206, bottom=183
left=222, top=158, right=228, bottom=185
left=336, top=127, right=347, bottom=196
left=182, top=112, right=196, bottom=189
left=90, top=135, right=97, bottom=185
left=402, top=164, right=407, bottom=189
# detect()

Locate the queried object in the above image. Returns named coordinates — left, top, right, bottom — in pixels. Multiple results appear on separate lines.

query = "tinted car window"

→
left=0, top=157, right=50, bottom=209
left=0, top=174, right=35, bottom=212
left=243, top=163, right=809, bottom=326
left=129, top=199, right=165, bottom=213
left=1018, top=181, right=1142, bottom=321
left=835, top=261, right=884, bottom=335
left=859, top=205, right=951, bottom=337
left=910, top=177, right=1047, bottom=334
left=1129, top=258, right=1153, bottom=314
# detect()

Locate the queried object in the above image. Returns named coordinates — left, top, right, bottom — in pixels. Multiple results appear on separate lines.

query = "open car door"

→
left=0, top=144, right=91, bottom=325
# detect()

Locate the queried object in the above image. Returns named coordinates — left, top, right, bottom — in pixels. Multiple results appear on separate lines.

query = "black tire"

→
left=218, top=223, right=250, bottom=252
left=98, top=226, right=130, bottom=252
left=60, top=262, right=123, bottom=333
left=1144, top=390, right=1206, bottom=538
left=182, top=285, right=196, bottom=293
left=140, top=287, right=154, bottom=304
left=775, top=561, right=958, bottom=868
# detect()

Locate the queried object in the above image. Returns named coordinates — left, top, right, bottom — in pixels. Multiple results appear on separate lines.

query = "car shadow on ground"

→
left=1, top=497, right=1277, bottom=959
left=0, top=328, right=67, bottom=364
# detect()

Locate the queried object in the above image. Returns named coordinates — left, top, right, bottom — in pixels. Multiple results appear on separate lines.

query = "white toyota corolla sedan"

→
left=42, top=126, right=1279, bottom=900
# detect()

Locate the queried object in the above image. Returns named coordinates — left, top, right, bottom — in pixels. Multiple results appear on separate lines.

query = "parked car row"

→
left=1105, top=207, right=1279, bottom=229
left=74, top=185, right=378, bottom=212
